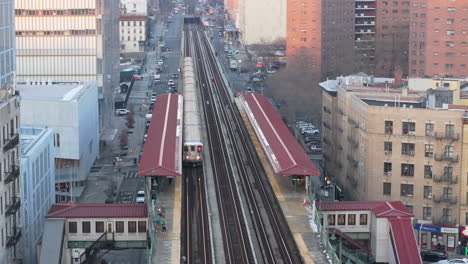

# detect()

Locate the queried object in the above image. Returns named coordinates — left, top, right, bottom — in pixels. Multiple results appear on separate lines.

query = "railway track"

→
left=186, top=24, right=256, bottom=264
left=189, top=23, right=304, bottom=264
left=180, top=25, right=212, bottom=264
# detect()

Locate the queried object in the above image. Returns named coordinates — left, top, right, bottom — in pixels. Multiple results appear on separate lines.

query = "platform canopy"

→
left=240, top=94, right=320, bottom=176
left=138, top=94, right=182, bottom=177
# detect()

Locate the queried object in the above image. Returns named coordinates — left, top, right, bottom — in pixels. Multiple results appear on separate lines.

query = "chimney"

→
left=394, top=66, right=403, bottom=86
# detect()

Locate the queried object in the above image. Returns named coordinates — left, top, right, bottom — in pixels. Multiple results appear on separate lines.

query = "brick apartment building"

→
left=286, top=0, right=355, bottom=81
left=409, top=0, right=468, bottom=78
left=321, top=75, right=464, bottom=227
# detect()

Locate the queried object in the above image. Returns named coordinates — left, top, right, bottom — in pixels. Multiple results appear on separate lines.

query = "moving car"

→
left=438, top=259, right=468, bottom=264
left=168, top=79, right=175, bottom=86
left=116, top=109, right=130, bottom=116
left=172, top=73, right=179, bottom=79
left=150, top=96, right=157, bottom=103
left=157, top=59, right=164, bottom=66
left=136, top=191, right=145, bottom=204
left=421, top=249, right=448, bottom=262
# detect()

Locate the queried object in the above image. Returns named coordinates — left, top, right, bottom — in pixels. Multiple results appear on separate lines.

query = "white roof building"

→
left=19, top=81, right=99, bottom=202
left=20, top=126, right=55, bottom=264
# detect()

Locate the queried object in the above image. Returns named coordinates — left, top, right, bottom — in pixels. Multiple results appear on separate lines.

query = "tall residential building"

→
left=0, top=0, right=22, bottom=263
left=235, top=0, right=286, bottom=45
left=409, top=1, right=468, bottom=78
left=19, top=82, right=99, bottom=203
left=20, top=126, right=55, bottom=264
left=286, top=0, right=355, bottom=81
left=14, top=0, right=120, bottom=131
left=119, top=15, right=147, bottom=57
left=321, top=74, right=464, bottom=230
left=357, top=0, right=410, bottom=77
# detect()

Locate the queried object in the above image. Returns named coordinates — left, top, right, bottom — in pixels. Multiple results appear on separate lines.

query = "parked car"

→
left=157, top=59, right=164, bottom=66
left=136, top=191, right=145, bottom=204
left=150, top=96, right=157, bottom=103
left=421, top=249, right=448, bottom=262
left=172, top=73, right=179, bottom=79
left=438, top=259, right=468, bottom=264
left=302, top=129, right=319, bottom=135
left=310, top=145, right=322, bottom=152
left=133, top=75, right=143, bottom=80
left=168, top=79, right=175, bottom=86
left=116, top=109, right=130, bottom=116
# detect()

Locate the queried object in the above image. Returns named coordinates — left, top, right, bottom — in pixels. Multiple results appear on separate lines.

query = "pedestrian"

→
left=162, top=224, right=167, bottom=232
left=168, top=177, right=173, bottom=185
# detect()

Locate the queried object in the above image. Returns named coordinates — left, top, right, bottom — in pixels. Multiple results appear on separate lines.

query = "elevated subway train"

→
left=182, top=57, right=203, bottom=166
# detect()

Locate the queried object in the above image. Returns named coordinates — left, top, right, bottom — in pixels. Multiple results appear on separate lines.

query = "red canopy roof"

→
left=138, top=94, right=182, bottom=177
left=47, top=204, right=147, bottom=218
left=390, top=218, right=422, bottom=264
left=241, top=94, right=320, bottom=176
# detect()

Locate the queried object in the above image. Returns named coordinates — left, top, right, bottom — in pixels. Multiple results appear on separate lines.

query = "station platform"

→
left=236, top=97, right=329, bottom=264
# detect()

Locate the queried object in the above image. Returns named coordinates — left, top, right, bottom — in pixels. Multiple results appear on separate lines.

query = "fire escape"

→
left=4, top=131, right=21, bottom=263
left=79, top=232, right=115, bottom=264
left=354, top=0, right=376, bottom=73
left=432, top=130, right=459, bottom=227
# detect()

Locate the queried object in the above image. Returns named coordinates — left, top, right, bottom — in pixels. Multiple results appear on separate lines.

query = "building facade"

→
left=120, top=0, right=147, bottom=15
left=286, top=0, right=355, bottom=81
left=236, top=0, right=286, bottom=45
left=409, top=0, right=468, bottom=78
left=14, top=0, right=120, bottom=130
left=119, top=15, right=146, bottom=55
left=19, top=82, right=99, bottom=203
left=0, top=0, right=22, bottom=263
left=20, top=126, right=55, bottom=264
left=322, top=76, right=464, bottom=229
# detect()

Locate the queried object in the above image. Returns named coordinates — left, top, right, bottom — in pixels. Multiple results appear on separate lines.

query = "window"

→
left=423, top=207, right=432, bottom=220
left=446, top=41, right=455, bottom=47
left=425, top=144, right=434, bottom=157
left=424, top=186, right=432, bottom=199
left=116, top=221, right=124, bottom=233
left=443, top=208, right=452, bottom=222
left=138, top=221, right=147, bottom=232
left=348, top=214, right=356, bottom=225
left=446, top=124, right=455, bottom=138
left=446, top=64, right=454, bottom=69
left=425, top=123, right=434, bottom=136
left=69, top=222, right=77, bottom=233
left=402, top=143, right=415, bottom=156
left=95, top=221, right=104, bottom=233
left=402, top=122, right=415, bottom=135
left=327, top=214, right=336, bottom=225
left=128, top=221, right=137, bottom=233
left=447, top=18, right=455, bottom=24
left=444, top=145, right=454, bottom=158
left=82, top=221, right=91, bottom=233
left=446, top=30, right=455, bottom=36
left=383, top=182, right=391, bottom=195
left=384, top=142, right=392, bottom=154
left=385, top=120, right=393, bottom=134
left=338, top=214, right=346, bottom=225
left=443, top=187, right=453, bottom=200
left=424, top=165, right=433, bottom=179
left=401, top=183, right=414, bottom=196
left=401, top=164, right=414, bottom=177
left=384, top=162, right=392, bottom=176
left=359, top=214, right=368, bottom=225
left=447, top=7, right=456, bottom=13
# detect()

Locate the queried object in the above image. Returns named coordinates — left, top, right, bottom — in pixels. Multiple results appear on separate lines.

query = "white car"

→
left=157, top=59, right=164, bottom=66
left=116, top=109, right=130, bottom=116
left=438, top=259, right=468, bottom=264
left=136, top=191, right=145, bottom=204
left=168, top=79, right=175, bottom=86
left=302, top=129, right=319, bottom=135
left=150, top=96, right=157, bottom=102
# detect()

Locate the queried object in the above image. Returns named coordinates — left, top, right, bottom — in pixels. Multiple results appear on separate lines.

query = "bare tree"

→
left=119, top=131, right=128, bottom=150
left=126, top=111, right=135, bottom=128
left=265, top=68, right=322, bottom=126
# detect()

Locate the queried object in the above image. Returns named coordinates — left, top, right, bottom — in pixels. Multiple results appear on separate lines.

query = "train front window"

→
left=184, top=146, right=189, bottom=152
left=190, top=146, right=195, bottom=151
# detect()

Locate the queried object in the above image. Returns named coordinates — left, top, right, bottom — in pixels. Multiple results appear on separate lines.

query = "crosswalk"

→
left=125, top=171, right=137, bottom=179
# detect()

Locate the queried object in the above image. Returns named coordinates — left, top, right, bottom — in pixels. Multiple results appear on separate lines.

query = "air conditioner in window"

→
left=386, top=171, right=392, bottom=176
left=408, top=131, right=416, bottom=136
left=427, top=195, right=432, bottom=199
left=407, top=194, right=413, bottom=197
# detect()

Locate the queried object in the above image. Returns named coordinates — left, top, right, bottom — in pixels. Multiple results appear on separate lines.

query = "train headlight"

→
left=196, top=156, right=201, bottom=160
left=185, top=155, right=189, bottom=159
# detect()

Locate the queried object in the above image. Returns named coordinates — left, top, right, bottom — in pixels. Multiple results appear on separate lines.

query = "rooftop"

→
left=241, top=94, right=320, bottom=176
left=320, top=73, right=395, bottom=93
left=317, top=201, right=413, bottom=218
left=47, top=204, right=148, bottom=218
left=120, top=14, right=146, bottom=21
left=20, top=126, right=53, bottom=156
left=18, top=81, right=97, bottom=102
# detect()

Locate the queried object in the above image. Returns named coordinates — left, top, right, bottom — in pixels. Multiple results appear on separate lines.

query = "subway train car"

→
left=182, top=57, right=203, bottom=166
